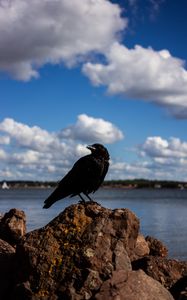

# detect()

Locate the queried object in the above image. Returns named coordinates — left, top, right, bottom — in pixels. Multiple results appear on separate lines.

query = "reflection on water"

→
left=0, top=188, right=186, bottom=260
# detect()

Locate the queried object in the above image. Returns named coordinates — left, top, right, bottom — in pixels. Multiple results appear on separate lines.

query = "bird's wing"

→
left=43, top=156, right=92, bottom=208
left=93, top=160, right=109, bottom=192
left=56, top=155, right=95, bottom=192
left=43, top=155, right=107, bottom=208
left=65, top=154, right=98, bottom=182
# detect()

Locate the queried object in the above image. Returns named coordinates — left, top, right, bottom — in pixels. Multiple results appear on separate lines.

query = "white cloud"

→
left=0, top=148, right=7, bottom=160
left=0, top=118, right=59, bottom=151
left=0, top=116, right=123, bottom=180
left=83, top=42, right=187, bottom=118
left=109, top=160, right=151, bottom=179
left=60, top=114, right=124, bottom=144
left=141, top=136, right=187, bottom=159
left=0, top=0, right=126, bottom=80
left=101, top=136, right=187, bottom=181
left=1, top=117, right=187, bottom=181
left=0, top=135, right=10, bottom=145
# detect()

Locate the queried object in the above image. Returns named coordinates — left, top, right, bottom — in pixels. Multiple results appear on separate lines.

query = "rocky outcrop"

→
left=12, top=203, right=139, bottom=299
left=0, top=202, right=186, bottom=300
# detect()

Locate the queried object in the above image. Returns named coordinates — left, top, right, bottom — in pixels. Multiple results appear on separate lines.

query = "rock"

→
left=0, top=208, right=26, bottom=246
left=132, top=256, right=187, bottom=299
left=132, top=234, right=150, bottom=260
left=11, top=202, right=139, bottom=299
left=0, top=203, right=185, bottom=300
left=146, top=235, right=168, bottom=257
left=170, top=276, right=187, bottom=300
left=0, top=238, right=15, bottom=254
left=0, top=238, right=16, bottom=299
left=94, top=269, right=174, bottom=300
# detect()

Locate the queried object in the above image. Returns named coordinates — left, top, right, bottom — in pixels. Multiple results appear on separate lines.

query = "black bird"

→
left=43, top=143, right=110, bottom=208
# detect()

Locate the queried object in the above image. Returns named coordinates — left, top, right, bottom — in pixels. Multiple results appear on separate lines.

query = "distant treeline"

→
left=0, top=179, right=187, bottom=189
left=103, top=179, right=187, bottom=189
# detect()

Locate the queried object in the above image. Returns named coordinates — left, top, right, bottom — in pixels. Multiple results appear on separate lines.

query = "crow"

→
left=43, top=143, right=110, bottom=208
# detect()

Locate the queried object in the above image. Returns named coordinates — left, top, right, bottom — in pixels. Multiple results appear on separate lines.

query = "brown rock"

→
left=133, top=256, right=187, bottom=289
left=0, top=208, right=26, bottom=245
left=11, top=202, right=139, bottom=299
left=94, top=269, right=174, bottom=300
left=146, top=235, right=168, bottom=257
left=0, top=238, right=15, bottom=254
left=132, top=234, right=150, bottom=260
left=1, top=203, right=185, bottom=300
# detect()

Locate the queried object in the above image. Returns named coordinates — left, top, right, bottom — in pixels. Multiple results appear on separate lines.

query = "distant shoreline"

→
left=0, top=179, right=187, bottom=190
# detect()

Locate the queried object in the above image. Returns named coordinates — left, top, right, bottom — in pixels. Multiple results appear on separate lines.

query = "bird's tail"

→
left=43, top=187, right=69, bottom=208
left=43, top=196, right=56, bottom=209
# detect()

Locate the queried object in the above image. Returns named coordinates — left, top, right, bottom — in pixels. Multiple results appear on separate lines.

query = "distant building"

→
left=154, top=184, right=161, bottom=189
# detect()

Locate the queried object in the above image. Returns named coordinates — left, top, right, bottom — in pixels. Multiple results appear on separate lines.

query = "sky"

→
left=0, top=0, right=187, bottom=182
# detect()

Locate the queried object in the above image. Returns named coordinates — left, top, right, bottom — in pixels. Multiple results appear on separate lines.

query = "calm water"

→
left=0, top=188, right=186, bottom=261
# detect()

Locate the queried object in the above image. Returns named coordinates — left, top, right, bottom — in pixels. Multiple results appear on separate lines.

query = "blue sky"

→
left=0, top=0, right=187, bottom=181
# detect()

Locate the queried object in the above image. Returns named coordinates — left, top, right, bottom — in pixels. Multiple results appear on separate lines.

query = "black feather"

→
left=43, top=143, right=109, bottom=208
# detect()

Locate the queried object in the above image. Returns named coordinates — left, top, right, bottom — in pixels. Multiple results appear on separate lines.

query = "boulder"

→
left=0, top=202, right=185, bottom=300
left=11, top=202, right=139, bottom=299
left=132, top=256, right=187, bottom=290
left=94, top=269, right=174, bottom=300
left=132, top=256, right=187, bottom=300
left=0, top=208, right=26, bottom=246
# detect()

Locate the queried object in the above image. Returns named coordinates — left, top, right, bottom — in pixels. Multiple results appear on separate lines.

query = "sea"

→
left=0, top=188, right=186, bottom=261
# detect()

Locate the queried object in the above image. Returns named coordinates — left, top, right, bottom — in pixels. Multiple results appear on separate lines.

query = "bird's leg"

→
left=78, top=193, right=86, bottom=203
left=84, top=193, right=94, bottom=202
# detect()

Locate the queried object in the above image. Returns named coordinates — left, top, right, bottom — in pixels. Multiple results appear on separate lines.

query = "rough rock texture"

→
left=12, top=202, right=139, bottom=299
left=0, top=208, right=26, bottom=245
left=132, top=234, right=150, bottom=260
left=94, top=269, right=174, bottom=300
left=132, top=256, right=187, bottom=300
left=146, top=235, right=168, bottom=257
left=132, top=256, right=187, bottom=289
left=0, top=238, right=15, bottom=254
left=0, top=202, right=186, bottom=300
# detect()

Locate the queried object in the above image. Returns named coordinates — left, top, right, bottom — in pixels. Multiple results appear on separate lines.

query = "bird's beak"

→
left=87, top=145, right=96, bottom=151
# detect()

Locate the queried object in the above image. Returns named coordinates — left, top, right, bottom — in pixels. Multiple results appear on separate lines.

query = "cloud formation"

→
left=1, top=0, right=187, bottom=118
left=60, top=114, right=124, bottom=144
left=141, top=136, right=187, bottom=160
left=0, top=116, right=123, bottom=180
left=83, top=42, right=187, bottom=118
left=0, top=0, right=126, bottom=80
left=139, top=136, right=187, bottom=180
left=0, top=117, right=187, bottom=181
